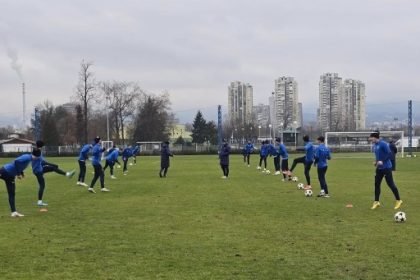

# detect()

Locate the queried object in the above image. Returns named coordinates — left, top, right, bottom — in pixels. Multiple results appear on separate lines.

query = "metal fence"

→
left=0, top=143, right=418, bottom=158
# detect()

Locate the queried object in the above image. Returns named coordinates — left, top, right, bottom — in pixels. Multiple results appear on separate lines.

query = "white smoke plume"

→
left=0, top=25, right=24, bottom=82
left=6, top=46, right=24, bottom=82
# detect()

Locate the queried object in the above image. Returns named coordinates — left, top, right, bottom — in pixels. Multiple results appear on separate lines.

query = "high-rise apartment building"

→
left=343, top=79, right=366, bottom=131
left=318, top=73, right=344, bottom=132
left=271, top=77, right=300, bottom=133
left=228, top=81, right=253, bottom=126
left=318, top=73, right=366, bottom=132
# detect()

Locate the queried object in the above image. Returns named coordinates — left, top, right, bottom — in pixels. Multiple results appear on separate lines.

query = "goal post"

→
left=325, top=131, right=404, bottom=157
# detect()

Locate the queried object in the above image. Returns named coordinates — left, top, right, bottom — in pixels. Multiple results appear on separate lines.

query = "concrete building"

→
left=318, top=73, right=344, bottom=132
left=253, top=103, right=270, bottom=127
left=228, top=81, right=253, bottom=126
left=343, top=79, right=366, bottom=131
left=271, top=77, right=300, bottom=135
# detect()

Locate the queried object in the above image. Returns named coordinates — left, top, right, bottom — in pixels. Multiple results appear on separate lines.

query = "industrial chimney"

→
left=22, top=83, right=26, bottom=129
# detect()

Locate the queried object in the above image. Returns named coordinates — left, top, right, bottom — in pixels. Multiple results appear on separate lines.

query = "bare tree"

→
left=100, top=81, right=142, bottom=144
left=75, top=60, right=96, bottom=144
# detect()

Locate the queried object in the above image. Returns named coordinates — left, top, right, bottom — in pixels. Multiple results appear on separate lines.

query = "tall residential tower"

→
left=228, top=81, right=253, bottom=126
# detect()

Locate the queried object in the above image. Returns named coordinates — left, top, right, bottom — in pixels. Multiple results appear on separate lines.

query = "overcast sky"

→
left=1, top=0, right=420, bottom=125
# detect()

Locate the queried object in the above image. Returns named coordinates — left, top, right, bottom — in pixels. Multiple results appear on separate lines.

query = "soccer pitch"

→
left=0, top=154, right=419, bottom=279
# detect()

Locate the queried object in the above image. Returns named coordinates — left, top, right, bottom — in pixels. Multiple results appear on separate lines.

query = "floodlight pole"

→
left=408, top=100, right=413, bottom=157
left=106, top=95, right=110, bottom=142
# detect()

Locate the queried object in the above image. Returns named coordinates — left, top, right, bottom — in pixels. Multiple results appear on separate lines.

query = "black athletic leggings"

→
left=123, top=157, right=129, bottom=172
left=35, top=164, right=66, bottom=200
left=78, top=160, right=86, bottom=182
left=274, top=156, right=280, bottom=171
left=374, top=168, right=400, bottom=201
left=220, top=164, right=229, bottom=177
left=103, top=160, right=115, bottom=175
left=290, top=156, right=312, bottom=185
left=259, top=156, right=267, bottom=168
left=317, top=166, right=328, bottom=194
left=0, top=168, right=16, bottom=212
left=281, top=159, right=289, bottom=179
left=90, top=164, right=105, bottom=189
left=160, top=166, right=169, bottom=177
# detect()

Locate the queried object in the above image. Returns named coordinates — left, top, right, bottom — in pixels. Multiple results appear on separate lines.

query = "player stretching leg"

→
left=285, top=135, right=314, bottom=190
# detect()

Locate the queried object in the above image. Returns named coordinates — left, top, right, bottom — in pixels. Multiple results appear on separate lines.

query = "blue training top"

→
left=78, top=144, right=91, bottom=161
left=106, top=149, right=119, bottom=162
left=374, top=140, right=393, bottom=170
left=260, top=144, right=269, bottom=157
left=268, top=144, right=279, bottom=156
left=3, top=154, right=32, bottom=177
left=315, top=143, right=331, bottom=168
left=31, top=155, right=46, bottom=175
left=245, top=143, right=254, bottom=154
left=91, top=143, right=103, bottom=166
left=305, top=142, right=314, bottom=163
left=279, top=143, right=288, bottom=159
left=122, top=147, right=133, bottom=159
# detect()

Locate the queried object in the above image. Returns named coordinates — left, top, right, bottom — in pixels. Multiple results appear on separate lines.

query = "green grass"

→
left=0, top=154, right=419, bottom=279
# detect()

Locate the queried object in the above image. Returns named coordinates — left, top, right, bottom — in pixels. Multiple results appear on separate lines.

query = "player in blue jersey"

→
left=285, top=135, right=314, bottom=189
left=278, top=138, right=290, bottom=181
left=31, top=141, right=75, bottom=206
left=219, top=139, right=231, bottom=179
left=314, top=136, right=331, bottom=197
left=160, top=141, right=174, bottom=178
left=88, top=137, right=110, bottom=193
left=243, top=141, right=254, bottom=167
left=77, top=143, right=92, bottom=187
left=257, top=140, right=269, bottom=171
left=103, top=147, right=121, bottom=179
left=131, top=144, right=140, bottom=165
left=122, top=145, right=133, bottom=175
left=369, top=131, right=402, bottom=210
left=0, top=149, right=41, bottom=217
left=272, top=138, right=281, bottom=175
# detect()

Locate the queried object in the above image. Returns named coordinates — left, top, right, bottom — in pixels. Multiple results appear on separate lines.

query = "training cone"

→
left=39, top=208, right=48, bottom=212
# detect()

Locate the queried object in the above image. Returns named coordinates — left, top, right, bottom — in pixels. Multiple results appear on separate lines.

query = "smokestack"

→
left=22, top=83, right=26, bottom=129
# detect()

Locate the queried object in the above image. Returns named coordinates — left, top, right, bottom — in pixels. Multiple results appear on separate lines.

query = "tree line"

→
left=31, top=60, right=176, bottom=146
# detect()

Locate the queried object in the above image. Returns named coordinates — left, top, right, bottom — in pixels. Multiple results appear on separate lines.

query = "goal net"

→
left=325, top=131, right=404, bottom=157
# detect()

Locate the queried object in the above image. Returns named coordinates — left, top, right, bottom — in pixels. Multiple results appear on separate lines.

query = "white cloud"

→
left=1, top=0, right=420, bottom=125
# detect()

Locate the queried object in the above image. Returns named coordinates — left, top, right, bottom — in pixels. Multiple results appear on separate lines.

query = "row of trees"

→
left=32, top=61, right=175, bottom=146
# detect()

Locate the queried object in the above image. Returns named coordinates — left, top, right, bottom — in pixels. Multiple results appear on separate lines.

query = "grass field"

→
left=0, top=154, right=419, bottom=279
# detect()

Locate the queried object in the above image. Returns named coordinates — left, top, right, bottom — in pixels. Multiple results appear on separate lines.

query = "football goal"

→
left=325, top=131, right=404, bottom=157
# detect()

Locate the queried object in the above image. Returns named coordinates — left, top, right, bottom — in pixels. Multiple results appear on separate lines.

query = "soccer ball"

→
left=297, top=183, right=305, bottom=190
left=304, top=189, right=313, bottom=197
left=292, top=176, right=298, bottom=182
left=394, top=211, right=406, bottom=223
left=265, top=170, right=271, bottom=175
